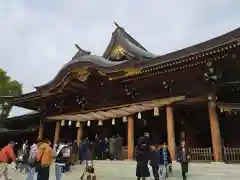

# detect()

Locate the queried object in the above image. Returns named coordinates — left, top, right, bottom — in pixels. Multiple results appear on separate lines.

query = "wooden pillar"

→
left=53, top=121, right=61, bottom=145
left=166, top=106, right=176, bottom=160
left=38, top=121, right=44, bottom=141
left=76, top=124, right=82, bottom=145
left=208, top=101, right=223, bottom=161
left=127, top=116, right=134, bottom=160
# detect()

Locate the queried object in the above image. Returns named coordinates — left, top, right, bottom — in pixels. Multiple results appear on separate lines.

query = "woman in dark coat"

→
left=135, top=133, right=151, bottom=180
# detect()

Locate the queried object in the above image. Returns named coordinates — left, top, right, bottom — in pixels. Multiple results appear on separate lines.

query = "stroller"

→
left=80, top=148, right=96, bottom=180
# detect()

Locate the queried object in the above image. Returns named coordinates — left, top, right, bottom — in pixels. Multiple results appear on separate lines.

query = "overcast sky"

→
left=1, top=0, right=240, bottom=116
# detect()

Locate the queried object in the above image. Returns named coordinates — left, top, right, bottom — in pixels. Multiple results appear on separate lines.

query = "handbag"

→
left=27, top=155, right=37, bottom=167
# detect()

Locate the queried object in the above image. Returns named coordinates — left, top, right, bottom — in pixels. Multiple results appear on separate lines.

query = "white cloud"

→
left=0, top=0, right=240, bottom=116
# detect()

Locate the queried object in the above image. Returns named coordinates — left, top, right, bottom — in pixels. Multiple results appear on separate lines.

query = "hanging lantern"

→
left=154, top=107, right=159, bottom=116
left=98, top=120, right=103, bottom=126
left=112, top=118, right=115, bottom=125
left=68, top=120, right=72, bottom=126
left=76, top=121, right=81, bottom=127
left=123, top=116, right=127, bottom=122
left=137, top=112, right=142, bottom=119
left=61, top=120, right=65, bottom=126
left=87, top=120, right=91, bottom=127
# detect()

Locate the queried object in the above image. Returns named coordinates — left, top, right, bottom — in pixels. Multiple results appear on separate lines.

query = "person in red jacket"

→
left=0, top=141, right=16, bottom=180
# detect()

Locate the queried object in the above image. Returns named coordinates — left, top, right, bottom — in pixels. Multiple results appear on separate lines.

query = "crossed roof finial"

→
left=114, top=21, right=123, bottom=29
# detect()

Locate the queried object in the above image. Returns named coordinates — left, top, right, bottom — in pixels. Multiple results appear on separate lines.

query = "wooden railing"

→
left=122, top=146, right=240, bottom=163
left=189, top=148, right=212, bottom=162
left=223, top=147, right=240, bottom=163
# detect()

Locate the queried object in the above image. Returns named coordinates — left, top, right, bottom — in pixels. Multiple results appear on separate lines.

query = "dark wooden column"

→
left=127, top=116, right=134, bottom=160
left=166, top=106, right=176, bottom=160
left=76, top=122, right=83, bottom=145
left=208, top=101, right=223, bottom=161
left=53, top=121, right=60, bottom=145
left=38, top=121, right=44, bottom=141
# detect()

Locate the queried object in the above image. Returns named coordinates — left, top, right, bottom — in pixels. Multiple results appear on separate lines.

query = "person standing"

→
left=177, top=140, right=190, bottom=180
left=55, top=142, right=70, bottom=180
left=26, top=142, right=38, bottom=180
left=64, top=142, right=71, bottom=172
left=149, top=145, right=160, bottom=180
left=80, top=138, right=89, bottom=164
left=36, top=139, right=53, bottom=180
left=159, top=142, right=171, bottom=180
left=20, top=140, right=29, bottom=173
left=135, top=133, right=151, bottom=180
left=0, top=141, right=16, bottom=180
left=115, top=134, right=123, bottom=160
left=71, top=140, right=78, bottom=164
left=108, top=136, right=115, bottom=160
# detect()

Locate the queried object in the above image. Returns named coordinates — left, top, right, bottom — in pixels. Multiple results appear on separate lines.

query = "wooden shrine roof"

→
left=5, top=25, right=240, bottom=107
left=35, top=26, right=240, bottom=91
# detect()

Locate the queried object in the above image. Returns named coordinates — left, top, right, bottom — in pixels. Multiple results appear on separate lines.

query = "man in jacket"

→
left=159, top=142, right=172, bottom=179
left=0, top=141, right=16, bottom=180
left=177, top=140, right=190, bottom=180
left=149, top=145, right=160, bottom=180
left=37, top=139, right=53, bottom=180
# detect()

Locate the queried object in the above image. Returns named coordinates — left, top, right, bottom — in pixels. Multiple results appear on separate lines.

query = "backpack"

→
left=62, top=147, right=70, bottom=158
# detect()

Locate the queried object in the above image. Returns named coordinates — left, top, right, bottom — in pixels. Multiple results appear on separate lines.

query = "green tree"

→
left=0, top=68, right=22, bottom=127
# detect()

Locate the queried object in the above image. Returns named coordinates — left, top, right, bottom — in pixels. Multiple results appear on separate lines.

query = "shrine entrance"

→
left=219, top=112, right=240, bottom=147
left=134, top=109, right=167, bottom=145
left=174, top=103, right=212, bottom=148
left=82, top=118, right=127, bottom=145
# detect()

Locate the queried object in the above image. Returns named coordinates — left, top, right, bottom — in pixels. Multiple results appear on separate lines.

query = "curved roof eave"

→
left=36, top=55, right=130, bottom=90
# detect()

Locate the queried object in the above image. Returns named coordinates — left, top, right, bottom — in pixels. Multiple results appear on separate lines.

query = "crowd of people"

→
left=135, top=132, right=190, bottom=180
left=0, top=133, right=191, bottom=180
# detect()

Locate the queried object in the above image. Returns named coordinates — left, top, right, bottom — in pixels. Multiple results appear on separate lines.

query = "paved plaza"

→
left=8, top=161, right=240, bottom=180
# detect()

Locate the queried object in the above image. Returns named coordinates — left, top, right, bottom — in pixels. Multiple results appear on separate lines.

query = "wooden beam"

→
left=173, top=95, right=207, bottom=105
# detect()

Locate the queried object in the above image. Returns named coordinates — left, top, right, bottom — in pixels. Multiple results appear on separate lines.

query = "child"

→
left=149, top=145, right=160, bottom=180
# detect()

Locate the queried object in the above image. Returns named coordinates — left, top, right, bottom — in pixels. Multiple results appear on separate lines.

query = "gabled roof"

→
left=5, top=26, right=240, bottom=108
left=103, top=22, right=156, bottom=61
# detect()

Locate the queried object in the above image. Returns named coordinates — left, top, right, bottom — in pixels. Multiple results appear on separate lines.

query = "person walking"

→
left=149, top=145, right=160, bottom=180
left=20, top=140, right=29, bottom=173
left=26, top=142, right=38, bottom=180
left=0, top=141, right=16, bottom=180
left=55, top=142, right=71, bottom=180
left=159, top=142, right=171, bottom=180
left=36, top=139, right=53, bottom=180
left=177, top=140, right=190, bottom=180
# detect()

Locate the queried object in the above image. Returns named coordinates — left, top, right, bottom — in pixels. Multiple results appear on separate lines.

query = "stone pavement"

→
left=8, top=161, right=240, bottom=180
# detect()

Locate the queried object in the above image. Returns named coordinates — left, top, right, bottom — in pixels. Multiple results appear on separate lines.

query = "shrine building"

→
left=3, top=23, right=240, bottom=162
